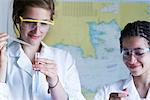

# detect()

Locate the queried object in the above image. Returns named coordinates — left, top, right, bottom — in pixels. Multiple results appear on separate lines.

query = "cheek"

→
left=41, top=34, right=47, bottom=40
left=142, top=55, right=150, bottom=66
left=20, top=30, right=29, bottom=39
left=20, top=26, right=30, bottom=35
left=123, top=60, right=128, bottom=67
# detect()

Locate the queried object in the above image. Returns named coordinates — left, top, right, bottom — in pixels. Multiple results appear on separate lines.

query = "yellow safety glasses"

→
left=19, top=16, right=54, bottom=25
left=19, top=16, right=54, bottom=32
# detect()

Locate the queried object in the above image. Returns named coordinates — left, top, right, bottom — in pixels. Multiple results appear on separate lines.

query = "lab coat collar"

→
left=8, top=41, right=21, bottom=57
left=122, top=75, right=132, bottom=89
left=40, top=42, right=55, bottom=59
left=8, top=41, right=54, bottom=76
left=123, top=75, right=150, bottom=99
left=8, top=41, right=52, bottom=57
left=9, top=41, right=33, bottom=76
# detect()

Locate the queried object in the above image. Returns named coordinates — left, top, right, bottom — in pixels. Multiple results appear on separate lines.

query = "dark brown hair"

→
left=120, top=21, right=150, bottom=52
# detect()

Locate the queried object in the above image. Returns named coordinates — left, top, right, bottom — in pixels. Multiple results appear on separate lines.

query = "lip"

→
left=128, top=64, right=141, bottom=70
left=29, top=34, right=41, bottom=40
left=129, top=66, right=137, bottom=69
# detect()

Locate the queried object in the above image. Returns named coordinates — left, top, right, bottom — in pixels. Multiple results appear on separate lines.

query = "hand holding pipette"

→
left=0, top=32, right=31, bottom=82
left=0, top=33, right=8, bottom=82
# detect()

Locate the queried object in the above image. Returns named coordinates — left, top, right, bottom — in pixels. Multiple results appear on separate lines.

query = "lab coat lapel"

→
left=9, top=42, right=33, bottom=76
left=123, top=76, right=140, bottom=100
left=17, top=50, right=33, bottom=77
left=147, top=88, right=150, bottom=99
left=40, top=42, right=54, bottom=59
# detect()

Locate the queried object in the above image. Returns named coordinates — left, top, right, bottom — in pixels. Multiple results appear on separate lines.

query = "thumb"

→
left=123, top=88, right=128, bottom=92
left=122, top=88, right=129, bottom=96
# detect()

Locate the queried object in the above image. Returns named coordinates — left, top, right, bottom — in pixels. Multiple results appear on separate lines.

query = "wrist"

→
left=48, top=76, right=59, bottom=93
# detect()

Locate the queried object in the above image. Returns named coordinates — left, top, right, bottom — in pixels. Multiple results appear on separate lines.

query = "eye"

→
left=23, top=21, right=36, bottom=26
left=123, top=50, right=130, bottom=56
left=134, top=51, right=144, bottom=56
left=40, top=22, right=48, bottom=26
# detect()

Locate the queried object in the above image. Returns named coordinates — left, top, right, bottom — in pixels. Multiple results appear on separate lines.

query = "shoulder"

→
left=41, top=42, right=68, bottom=55
left=42, top=44, right=70, bottom=58
left=107, top=76, right=132, bottom=91
left=41, top=42, right=73, bottom=62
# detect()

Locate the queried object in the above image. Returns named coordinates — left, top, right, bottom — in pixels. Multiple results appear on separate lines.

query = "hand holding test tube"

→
left=33, top=51, right=59, bottom=90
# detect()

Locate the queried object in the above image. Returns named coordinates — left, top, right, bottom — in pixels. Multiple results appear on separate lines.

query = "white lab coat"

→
left=94, top=75, right=150, bottom=100
left=0, top=41, right=85, bottom=100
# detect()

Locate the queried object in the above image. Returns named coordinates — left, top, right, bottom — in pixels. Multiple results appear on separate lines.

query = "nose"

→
left=33, top=23, right=41, bottom=34
left=127, top=54, right=137, bottom=64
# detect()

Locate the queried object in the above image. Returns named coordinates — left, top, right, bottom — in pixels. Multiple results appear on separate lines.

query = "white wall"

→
left=0, top=0, right=15, bottom=38
left=0, top=0, right=9, bottom=32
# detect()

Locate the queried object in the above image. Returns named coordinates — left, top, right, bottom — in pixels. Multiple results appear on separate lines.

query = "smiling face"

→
left=122, top=36, right=150, bottom=76
left=19, top=7, right=51, bottom=46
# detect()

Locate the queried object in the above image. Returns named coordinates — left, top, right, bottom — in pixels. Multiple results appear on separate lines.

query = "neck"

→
left=22, top=43, right=41, bottom=62
left=132, top=70, right=150, bottom=98
left=133, top=70, right=150, bottom=88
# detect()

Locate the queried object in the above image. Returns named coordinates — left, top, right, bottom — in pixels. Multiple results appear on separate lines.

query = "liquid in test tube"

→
left=34, top=52, right=40, bottom=93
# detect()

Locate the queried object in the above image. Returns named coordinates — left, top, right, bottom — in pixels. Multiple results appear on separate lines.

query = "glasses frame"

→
left=121, top=48, right=150, bottom=60
left=19, top=16, right=54, bottom=25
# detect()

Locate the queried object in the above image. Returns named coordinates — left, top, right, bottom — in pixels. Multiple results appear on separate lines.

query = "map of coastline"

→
left=43, top=1, right=150, bottom=100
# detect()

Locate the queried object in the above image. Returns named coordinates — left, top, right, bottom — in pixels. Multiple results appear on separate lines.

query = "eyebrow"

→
left=133, top=48, right=144, bottom=50
left=23, top=17, right=50, bottom=21
left=123, top=48, right=142, bottom=50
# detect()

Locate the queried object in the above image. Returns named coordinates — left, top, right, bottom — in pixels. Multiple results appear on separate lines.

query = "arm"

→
left=62, top=52, right=85, bottom=100
left=48, top=76, right=67, bottom=100
left=0, top=33, right=8, bottom=82
left=33, top=56, right=67, bottom=100
left=0, top=33, right=10, bottom=100
left=0, top=45, right=7, bottom=82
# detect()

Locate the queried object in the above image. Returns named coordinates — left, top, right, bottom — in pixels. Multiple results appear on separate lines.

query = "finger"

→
left=0, top=33, right=8, bottom=38
left=110, top=92, right=128, bottom=98
left=122, top=88, right=128, bottom=93
left=0, top=41, right=7, bottom=49
left=39, top=66, right=57, bottom=77
left=0, top=34, right=9, bottom=42
left=1, top=45, right=6, bottom=54
left=34, top=60, right=56, bottom=69
left=35, top=58, right=55, bottom=64
left=109, top=96, right=123, bottom=100
left=33, top=62, right=53, bottom=69
left=117, top=93, right=128, bottom=97
left=37, top=64, right=57, bottom=72
left=33, top=64, right=57, bottom=74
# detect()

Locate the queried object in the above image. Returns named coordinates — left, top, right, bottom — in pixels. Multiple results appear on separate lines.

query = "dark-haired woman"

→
left=94, top=21, right=150, bottom=100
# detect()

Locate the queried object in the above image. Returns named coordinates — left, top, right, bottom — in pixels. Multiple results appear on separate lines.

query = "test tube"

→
left=34, top=52, right=40, bottom=93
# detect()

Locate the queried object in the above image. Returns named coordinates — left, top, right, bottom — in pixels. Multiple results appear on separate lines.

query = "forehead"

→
left=23, top=7, right=51, bottom=20
left=122, top=36, right=149, bottom=48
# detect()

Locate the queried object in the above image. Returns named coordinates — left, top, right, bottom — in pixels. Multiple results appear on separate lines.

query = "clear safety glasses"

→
left=19, top=16, right=54, bottom=33
left=121, top=48, right=150, bottom=60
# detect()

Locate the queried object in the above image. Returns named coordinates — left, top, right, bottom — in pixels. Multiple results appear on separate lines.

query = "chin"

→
left=32, top=41, right=41, bottom=46
left=131, top=71, right=142, bottom=77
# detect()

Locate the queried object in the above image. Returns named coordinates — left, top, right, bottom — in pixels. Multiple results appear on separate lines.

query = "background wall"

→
left=0, top=0, right=9, bottom=32
left=1, top=0, right=150, bottom=100
left=44, top=1, right=150, bottom=99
